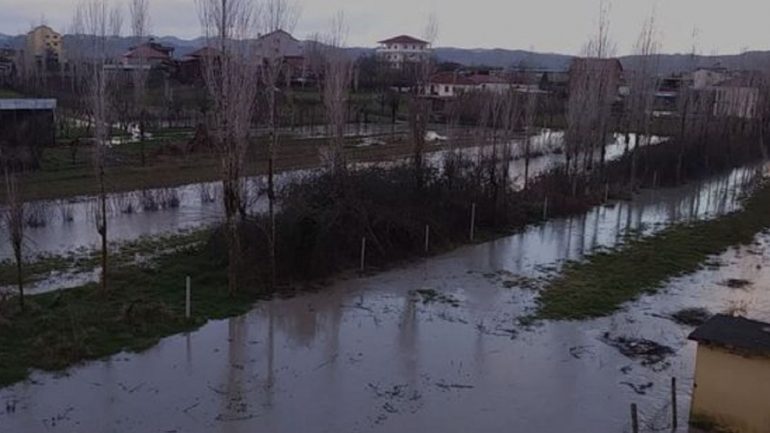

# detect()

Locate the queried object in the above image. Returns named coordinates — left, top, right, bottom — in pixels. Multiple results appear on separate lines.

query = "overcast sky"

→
left=0, top=0, right=768, bottom=55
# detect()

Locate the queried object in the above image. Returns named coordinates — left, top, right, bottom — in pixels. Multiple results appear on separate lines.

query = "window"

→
left=444, top=86, right=449, bottom=92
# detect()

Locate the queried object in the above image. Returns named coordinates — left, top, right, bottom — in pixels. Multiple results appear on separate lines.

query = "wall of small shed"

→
left=690, top=344, right=770, bottom=433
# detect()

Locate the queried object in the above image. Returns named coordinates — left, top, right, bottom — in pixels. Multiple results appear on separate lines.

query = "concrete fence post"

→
left=469, top=203, right=476, bottom=241
left=360, top=237, right=367, bottom=272
left=185, top=276, right=191, bottom=319
left=672, top=377, right=678, bottom=430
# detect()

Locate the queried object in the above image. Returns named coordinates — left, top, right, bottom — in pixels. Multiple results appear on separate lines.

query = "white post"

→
left=470, top=203, right=476, bottom=241
left=424, top=224, right=430, bottom=253
left=360, top=237, right=367, bottom=272
left=185, top=276, right=191, bottom=319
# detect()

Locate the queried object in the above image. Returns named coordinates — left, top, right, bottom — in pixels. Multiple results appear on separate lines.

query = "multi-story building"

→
left=376, top=35, right=430, bottom=69
left=25, top=25, right=63, bottom=67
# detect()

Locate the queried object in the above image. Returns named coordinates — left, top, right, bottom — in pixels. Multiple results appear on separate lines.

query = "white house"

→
left=376, top=35, right=430, bottom=69
left=426, top=71, right=546, bottom=98
left=692, top=66, right=729, bottom=90
left=426, top=72, right=477, bottom=97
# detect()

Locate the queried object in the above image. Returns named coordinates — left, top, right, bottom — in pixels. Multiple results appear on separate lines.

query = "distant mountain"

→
left=432, top=47, right=573, bottom=70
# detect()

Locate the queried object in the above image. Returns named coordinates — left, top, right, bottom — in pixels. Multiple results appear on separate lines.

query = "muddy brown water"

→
left=1, top=163, right=767, bottom=432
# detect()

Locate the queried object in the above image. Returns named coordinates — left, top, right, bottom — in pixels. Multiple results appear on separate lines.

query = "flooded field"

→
left=0, top=164, right=765, bottom=432
left=0, top=130, right=655, bottom=262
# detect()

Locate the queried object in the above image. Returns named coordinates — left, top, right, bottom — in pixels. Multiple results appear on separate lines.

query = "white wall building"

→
left=692, top=67, right=729, bottom=90
left=426, top=72, right=546, bottom=98
left=376, top=35, right=430, bottom=69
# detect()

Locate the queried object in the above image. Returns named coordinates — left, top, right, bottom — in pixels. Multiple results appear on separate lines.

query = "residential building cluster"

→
left=0, top=25, right=764, bottom=122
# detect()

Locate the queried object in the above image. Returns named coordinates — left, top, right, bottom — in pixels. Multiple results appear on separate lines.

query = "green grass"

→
left=536, top=181, right=770, bottom=320
left=0, top=234, right=259, bottom=388
left=0, top=231, right=209, bottom=288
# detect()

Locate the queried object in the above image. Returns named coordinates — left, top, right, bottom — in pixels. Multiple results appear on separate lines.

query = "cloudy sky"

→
left=0, top=0, right=768, bottom=55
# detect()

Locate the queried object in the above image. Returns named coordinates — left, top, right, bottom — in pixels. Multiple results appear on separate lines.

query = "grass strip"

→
left=537, top=180, right=770, bottom=320
left=0, top=231, right=258, bottom=388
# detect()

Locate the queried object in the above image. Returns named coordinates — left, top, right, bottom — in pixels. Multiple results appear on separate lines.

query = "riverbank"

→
left=537, top=171, right=770, bottom=320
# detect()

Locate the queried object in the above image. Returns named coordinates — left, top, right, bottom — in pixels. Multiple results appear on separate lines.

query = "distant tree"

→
left=3, top=169, right=25, bottom=310
left=409, top=13, right=438, bottom=189
left=197, top=0, right=261, bottom=295
left=260, top=0, right=300, bottom=290
left=321, top=11, right=353, bottom=174
left=74, top=0, right=122, bottom=291
left=627, top=10, right=661, bottom=187
left=129, top=0, right=151, bottom=166
left=565, top=0, right=616, bottom=181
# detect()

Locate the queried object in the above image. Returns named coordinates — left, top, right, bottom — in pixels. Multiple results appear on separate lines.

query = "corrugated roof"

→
left=0, top=99, right=57, bottom=110
left=689, top=314, right=770, bottom=356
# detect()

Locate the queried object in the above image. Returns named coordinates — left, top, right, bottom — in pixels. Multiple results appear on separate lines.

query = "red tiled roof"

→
left=467, top=74, right=507, bottom=85
left=124, top=45, right=171, bottom=60
left=430, top=72, right=475, bottom=86
left=570, top=57, right=624, bottom=73
left=378, top=35, right=429, bottom=45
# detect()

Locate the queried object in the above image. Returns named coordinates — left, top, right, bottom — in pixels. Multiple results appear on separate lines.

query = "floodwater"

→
left=0, top=164, right=766, bottom=433
left=0, top=130, right=652, bottom=262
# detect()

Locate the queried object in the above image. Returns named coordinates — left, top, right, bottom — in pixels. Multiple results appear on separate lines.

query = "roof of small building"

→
left=0, top=99, right=57, bottom=110
left=378, top=35, right=429, bottom=45
left=468, top=74, right=508, bottom=85
left=258, top=29, right=300, bottom=42
left=569, top=57, right=624, bottom=73
left=689, top=314, right=770, bottom=356
left=124, top=44, right=172, bottom=60
left=183, top=46, right=221, bottom=60
left=430, top=72, right=476, bottom=86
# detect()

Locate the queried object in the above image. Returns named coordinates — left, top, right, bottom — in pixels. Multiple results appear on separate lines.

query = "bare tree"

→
left=75, top=0, right=122, bottom=291
left=409, top=14, right=438, bottom=189
left=197, top=0, right=261, bottom=295
left=260, top=0, right=299, bottom=290
left=566, top=0, right=617, bottom=182
left=321, top=11, right=353, bottom=174
left=522, top=90, right=539, bottom=189
left=627, top=10, right=661, bottom=187
left=3, top=169, right=25, bottom=310
left=129, top=0, right=151, bottom=165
